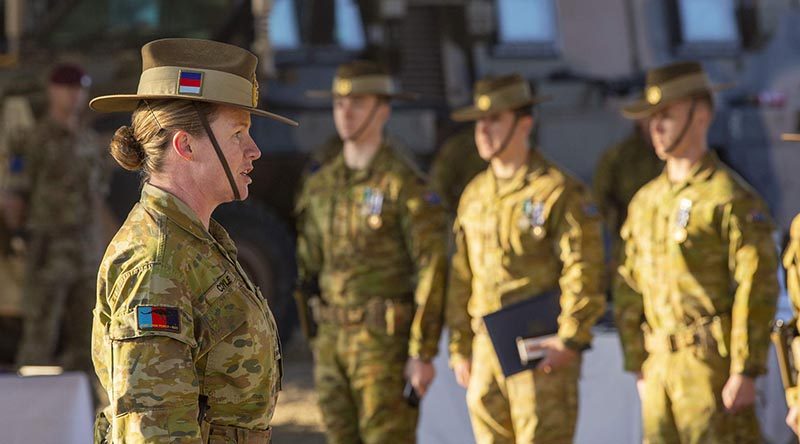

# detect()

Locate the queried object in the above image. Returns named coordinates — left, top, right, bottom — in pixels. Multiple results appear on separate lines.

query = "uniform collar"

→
left=661, top=150, right=718, bottom=192
left=139, top=183, right=236, bottom=258
left=487, top=148, right=547, bottom=197
left=331, top=142, right=393, bottom=185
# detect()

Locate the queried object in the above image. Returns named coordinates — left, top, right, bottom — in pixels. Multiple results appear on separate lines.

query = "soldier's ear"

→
left=172, top=130, right=193, bottom=161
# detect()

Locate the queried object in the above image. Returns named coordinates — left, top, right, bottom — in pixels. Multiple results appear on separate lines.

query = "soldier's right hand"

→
left=453, top=358, right=471, bottom=388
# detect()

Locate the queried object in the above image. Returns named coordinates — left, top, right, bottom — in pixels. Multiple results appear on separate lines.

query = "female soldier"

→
left=89, top=38, right=297, bottom=443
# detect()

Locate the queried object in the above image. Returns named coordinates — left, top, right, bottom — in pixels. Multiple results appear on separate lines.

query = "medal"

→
left=528, top=200, right=546, bottom=239
left=674, top=198, right=692, bottom=243
left=532, top=226, right=545, bottom=239
left=364, top=186, right=384, bottom=230
left=368, top=214, right=383, bottom=229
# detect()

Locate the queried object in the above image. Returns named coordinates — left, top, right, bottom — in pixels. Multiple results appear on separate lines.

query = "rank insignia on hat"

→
left=137, top=305, right=180, bottom=332
left=477, top=95, right=492, bottom=111
left=177, top=70, right=203, bottom=96
left=646, top=86, right=662, bottom=105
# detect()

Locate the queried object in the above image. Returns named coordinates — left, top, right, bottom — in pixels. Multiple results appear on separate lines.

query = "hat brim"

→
left=450, top=96, right=551, bottom=122
left=304, top=90, right=419, bottom=101
left=89, top=94, right=298, bottom=127
left=621, top=83, right=733, bottom=120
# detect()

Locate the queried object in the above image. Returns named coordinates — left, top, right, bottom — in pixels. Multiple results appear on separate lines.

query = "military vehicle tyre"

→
left=214, top=202, right=298, bottom=342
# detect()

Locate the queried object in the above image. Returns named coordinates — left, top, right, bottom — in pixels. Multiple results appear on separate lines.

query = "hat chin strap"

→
left=343, top=99, right=381, bottom=143
left=490, top=115, right=521, bottom=160
left=663, top=98, right=697, bottom=154
left=193, top=102, right=242, bottom=201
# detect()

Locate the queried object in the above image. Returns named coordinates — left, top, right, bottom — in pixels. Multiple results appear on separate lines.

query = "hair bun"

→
left=109, top=125, right=145, bottom=171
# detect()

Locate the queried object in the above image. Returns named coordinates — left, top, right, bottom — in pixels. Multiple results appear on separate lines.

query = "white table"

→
left=0, top=372, right=93, bottom=444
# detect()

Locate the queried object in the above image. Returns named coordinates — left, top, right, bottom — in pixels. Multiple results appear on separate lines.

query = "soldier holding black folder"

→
left=445, top=74, right=606, bottom=444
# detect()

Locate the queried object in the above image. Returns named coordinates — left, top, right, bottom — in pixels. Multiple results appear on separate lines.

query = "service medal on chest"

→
left=368, top=214, right=383, bottom=229
left=673, top=198, right=692, bottom=243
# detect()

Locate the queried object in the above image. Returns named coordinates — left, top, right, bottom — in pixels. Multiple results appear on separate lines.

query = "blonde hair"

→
left=109, top=99, right=218, bottom=176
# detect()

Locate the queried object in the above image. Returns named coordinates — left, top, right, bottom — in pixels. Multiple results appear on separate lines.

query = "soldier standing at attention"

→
left=4, top=63, right=109, bottom=381
left=615, top=61, right=779, bottom=443
left=89, top=38, right=296, bottom=442
left=446, top=74, right=606, bottom=444
left=295, top=60, right=447, bottom=444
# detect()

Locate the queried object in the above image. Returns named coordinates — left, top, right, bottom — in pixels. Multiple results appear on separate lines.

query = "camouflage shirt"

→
left=6, top=117, right=111, bottom=234
left=447, top=149, right=606, bottom=363
left=785, top=215, right=800, bottom=333
left=592, top=130, right=663, bottom=259
left=615, top=151, right=778, bottom=375
left=93, top=183, right=282, bottom=443
left=296, top=143, right=447, bottom=359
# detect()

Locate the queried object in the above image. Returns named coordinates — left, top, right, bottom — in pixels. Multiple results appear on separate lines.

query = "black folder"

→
left=482, top=290, right=561, bottom=377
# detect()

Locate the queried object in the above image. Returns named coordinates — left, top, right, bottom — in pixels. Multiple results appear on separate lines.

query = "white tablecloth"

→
left=0, top=372, right=93, bottom=444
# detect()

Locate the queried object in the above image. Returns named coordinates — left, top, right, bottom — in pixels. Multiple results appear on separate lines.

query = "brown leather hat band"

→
left=139, top=66, right=257, bottom=108
left=333, top=75, right=396, bottom=96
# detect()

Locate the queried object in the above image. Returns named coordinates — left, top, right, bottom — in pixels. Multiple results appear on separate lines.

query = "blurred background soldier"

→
left=295, top=60, right=448, bottom=444
left=592, top=110, right=662, bottom=293
left=615, top=61, right=779, bottom=443
left=429, top=125, right=487, bottom=215
left=446, top=74, right=606, bottom=444
left=2, top=63, right=110, bottom=387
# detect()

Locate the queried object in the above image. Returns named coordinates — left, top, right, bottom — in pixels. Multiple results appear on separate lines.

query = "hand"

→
left=787, top=405, right=800, bottom=436
left=635, top=372, right=646, bottom=403
left=453, top=358, right=471, bottom=389
left=531, top=337, right=578, bottom=374
left=405, top=357, right=435, bottom=398
left=721, top=374, right=756, bottom=414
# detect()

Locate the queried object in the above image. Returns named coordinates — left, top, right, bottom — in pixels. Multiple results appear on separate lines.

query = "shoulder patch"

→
left=747, top=209, right=767, bottom=224
left=583, top=202, right=599, bottom=218
left=136, top=305, right=180, bottom=332
left=424, top=191, right=442, bottom=205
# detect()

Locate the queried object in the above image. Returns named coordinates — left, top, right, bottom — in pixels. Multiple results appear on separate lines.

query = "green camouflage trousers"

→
left=15, top=235, right=95, bottom=374
left=466, top=333, right=580, bottom=444
left=313, top=323, right=417, bottom=444
left=641, top=346, right=761, bottom=444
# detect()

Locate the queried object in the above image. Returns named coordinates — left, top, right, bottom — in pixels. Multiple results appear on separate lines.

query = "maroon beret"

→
left=49, top=63, right=91, bottom=88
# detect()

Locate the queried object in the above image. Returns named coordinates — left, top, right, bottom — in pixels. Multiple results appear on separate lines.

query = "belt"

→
left=313, top=297, right=413, bottom=335
left=201, top=422, right=272, bottom=444
left=643, top=315, right=729, bottom=356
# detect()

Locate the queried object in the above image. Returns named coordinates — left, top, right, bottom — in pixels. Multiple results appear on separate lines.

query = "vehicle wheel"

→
left=214, top=202, right=297, bottom=342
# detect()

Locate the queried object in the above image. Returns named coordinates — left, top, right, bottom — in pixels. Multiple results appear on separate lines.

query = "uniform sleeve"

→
left=549, top=186, right=606, bottom=350
left=446, top=213, right=474, bottom=366
left=613, top=211, right=648, bottom=372
left=399, top=178, right=448, bottom=360
left=295, top=182, right=323, bottom=286
left=724, top=197, right=779, bottom=376
left=105, top=265, right=202, bottom=443
left=3, top=128, right=35, bottom=195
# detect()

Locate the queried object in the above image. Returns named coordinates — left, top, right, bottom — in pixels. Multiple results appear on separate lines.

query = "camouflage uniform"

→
left=429, top=126, right=487, bottom=213
left=592, top=129, right=662, bottom=261
left=615, top=151, right=778, bottom=444
left=448, top=149, right=606, bottom=444
left=784, top=214, right=800, bottom=432
left=93, top=183, right=282, bottom=443
left=9, top=117, right=110, bottom=374
left=296, top=143, right=447, bottom=444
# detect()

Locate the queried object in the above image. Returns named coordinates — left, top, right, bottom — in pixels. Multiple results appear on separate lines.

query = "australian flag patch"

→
left=137, top=305, right=180, bottom=332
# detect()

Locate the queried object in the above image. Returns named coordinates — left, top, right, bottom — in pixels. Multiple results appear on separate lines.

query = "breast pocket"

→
left=204, top=282, right=279, bottom=405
